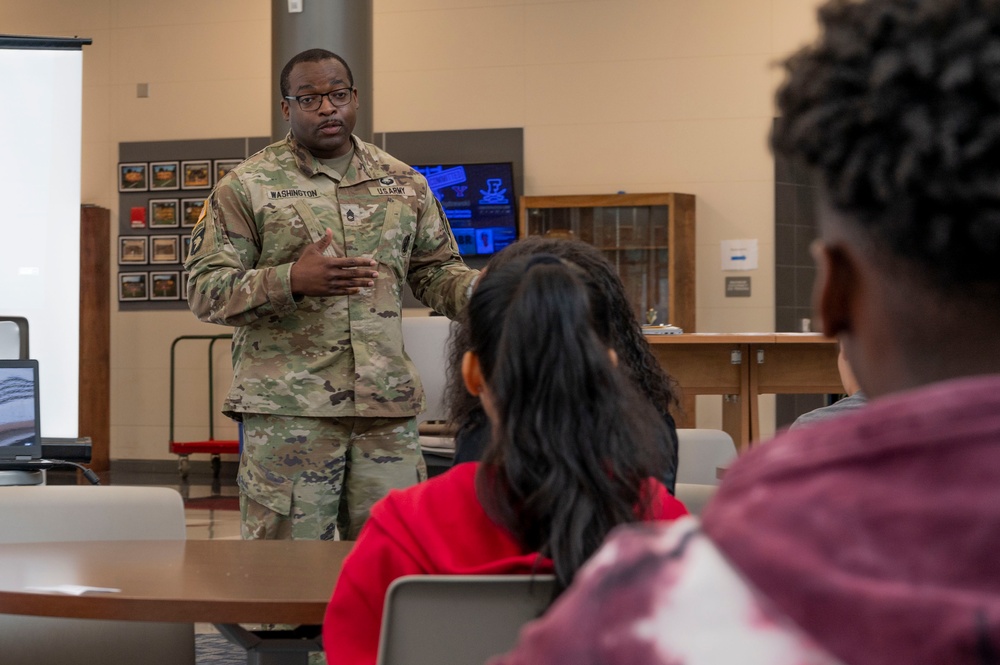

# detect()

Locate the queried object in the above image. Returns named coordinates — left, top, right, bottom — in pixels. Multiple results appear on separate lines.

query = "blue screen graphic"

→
left=411, top=162, right=517, bottom=257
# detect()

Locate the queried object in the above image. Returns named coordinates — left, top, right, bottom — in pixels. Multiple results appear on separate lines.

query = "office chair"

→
left=401, top=316, right=457, bottom=474
left=0, top=485, right=195, bottom=665
left=674, top=429, right=738, bottom=516
left=376, top=574, right=555, bottom=665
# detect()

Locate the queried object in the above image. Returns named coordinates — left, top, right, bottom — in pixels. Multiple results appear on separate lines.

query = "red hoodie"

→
left=323, top=462, right=687, bottom=665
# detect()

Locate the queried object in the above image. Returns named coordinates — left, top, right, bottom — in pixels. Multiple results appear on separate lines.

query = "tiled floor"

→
left=181, top=487, right=243, bottom=541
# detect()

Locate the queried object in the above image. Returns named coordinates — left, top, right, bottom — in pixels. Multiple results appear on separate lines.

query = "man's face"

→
left=280, top=59, right=358, bottom=159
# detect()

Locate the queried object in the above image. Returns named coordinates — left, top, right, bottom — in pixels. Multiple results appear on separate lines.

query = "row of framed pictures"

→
left=144, top=198, right=205, bottom=228
left=120, top=271, right=187, bottom=302
left=118, top=159, right=241, bottom=192
left=119, top=234, right=191, bottom=266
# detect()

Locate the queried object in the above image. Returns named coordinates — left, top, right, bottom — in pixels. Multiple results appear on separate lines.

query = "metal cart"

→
left=168, top=334, right=239, bottom=479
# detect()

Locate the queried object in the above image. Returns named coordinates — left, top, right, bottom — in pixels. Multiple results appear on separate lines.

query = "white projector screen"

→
left=0, top=37, right=88, bottom=438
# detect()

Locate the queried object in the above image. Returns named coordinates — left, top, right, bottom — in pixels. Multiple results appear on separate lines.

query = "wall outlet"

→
left=137, top=83, right=149, bottom=98
left=288, top=0, right=303, bottom=12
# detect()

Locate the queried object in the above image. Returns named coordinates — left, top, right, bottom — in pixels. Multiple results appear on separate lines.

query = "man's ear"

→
left=461, top=351, right=484, bottom=397
left=280, top=99, right=291, bottom=123
left=811, top=239, right=857, bottom=339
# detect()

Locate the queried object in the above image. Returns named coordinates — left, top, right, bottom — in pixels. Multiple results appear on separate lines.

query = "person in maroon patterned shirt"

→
left=492, top=1, right=1000, bottom=663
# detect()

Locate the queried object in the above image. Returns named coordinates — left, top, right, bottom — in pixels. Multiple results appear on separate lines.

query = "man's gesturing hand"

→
left=290, top=228, right=378, bottom=296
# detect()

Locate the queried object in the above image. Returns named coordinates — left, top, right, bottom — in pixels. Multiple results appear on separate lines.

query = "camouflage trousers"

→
left=238, top=414, right=427, bottom=541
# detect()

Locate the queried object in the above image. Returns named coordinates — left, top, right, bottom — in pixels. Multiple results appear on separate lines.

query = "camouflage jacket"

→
left=184, top=133, right=478, bottom=419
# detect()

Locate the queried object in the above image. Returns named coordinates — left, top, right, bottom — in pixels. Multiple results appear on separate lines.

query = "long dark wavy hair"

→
left=445, top=236, right=681, bottom=485
left=466, top=254, right=667, bottom=597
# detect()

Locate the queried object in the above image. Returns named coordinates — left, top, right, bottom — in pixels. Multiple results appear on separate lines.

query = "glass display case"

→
left=519, top=193, right=695, bottom=332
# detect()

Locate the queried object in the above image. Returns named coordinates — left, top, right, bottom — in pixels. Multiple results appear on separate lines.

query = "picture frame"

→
left=118, top=236, right=148, bottom=265
left=118, top=272, right=149, bottom=301
left=180, top=234, right=192, bottom=262
left=180, top=198, right=205, bottom=228
left=181, top=160, right=212, bottom=190
left=148, top=199, right=180, bottom=228
left=213, top=159, right=242, bottom=185
left=149, top=161, right=180, bottom=190
left=149, top=235, right=180, bottom=264
left=118, top=162, right=148, bottom=192
left=180, top=272, right=188, bottom=301
left=150, top=271, right=181, bottom=301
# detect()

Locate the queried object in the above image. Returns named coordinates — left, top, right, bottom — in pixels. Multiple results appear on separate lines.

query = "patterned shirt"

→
left=185, top=133, right=478, bottom=419
left=490, top=518, right=841, bottom=665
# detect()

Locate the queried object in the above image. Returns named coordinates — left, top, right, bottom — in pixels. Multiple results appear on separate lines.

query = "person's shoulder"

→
left=789, top=392, right=868, bottom=430
left=237, top=139, right=295, bottom=174
left=373, top=464, right=477, bottom=518
left=212, top=140, right=287, bottom=184
left=353, top=139, right=427, bottom=184
left=642, top=478, right=689, bottom=520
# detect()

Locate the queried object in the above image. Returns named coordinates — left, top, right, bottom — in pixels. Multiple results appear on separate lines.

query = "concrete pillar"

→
left=271, top=0, right=373, bottom=143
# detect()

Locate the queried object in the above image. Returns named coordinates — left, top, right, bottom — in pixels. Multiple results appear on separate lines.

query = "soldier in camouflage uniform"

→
left=184, top=48, right=478, bottom=541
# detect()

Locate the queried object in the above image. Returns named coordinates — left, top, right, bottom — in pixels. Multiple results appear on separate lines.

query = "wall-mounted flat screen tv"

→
left=412, top=162, right=517, bottom=257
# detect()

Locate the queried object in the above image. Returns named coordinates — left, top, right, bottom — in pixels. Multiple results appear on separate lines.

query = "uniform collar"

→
left=284, top=132, right=388, bottom=185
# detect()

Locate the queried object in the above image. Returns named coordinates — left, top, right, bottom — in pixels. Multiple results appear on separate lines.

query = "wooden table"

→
left=0, top=539, right=353, bottom=664
left=646, top=333, right=841, bottom=450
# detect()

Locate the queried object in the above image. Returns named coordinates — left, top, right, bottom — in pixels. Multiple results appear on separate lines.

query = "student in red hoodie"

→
left=322, top=254, right=688, bottom=665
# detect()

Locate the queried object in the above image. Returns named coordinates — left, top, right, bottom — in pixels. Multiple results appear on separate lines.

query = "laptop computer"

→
left=0, top=359, right=42, bottom=462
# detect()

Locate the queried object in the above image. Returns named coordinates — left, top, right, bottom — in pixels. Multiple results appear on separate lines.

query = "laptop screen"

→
left=0, top=359, right=42, bottom=461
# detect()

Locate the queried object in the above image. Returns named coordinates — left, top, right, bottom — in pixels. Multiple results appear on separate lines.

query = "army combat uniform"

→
left=185, top=133, right=477, bottom=540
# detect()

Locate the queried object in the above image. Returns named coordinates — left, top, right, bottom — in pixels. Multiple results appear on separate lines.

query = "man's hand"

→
left=290, top=228, right=378, bottom=296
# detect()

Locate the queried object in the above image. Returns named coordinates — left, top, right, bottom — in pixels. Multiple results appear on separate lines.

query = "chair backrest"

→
left=676, top=428, right=737, bottom=486
left=0, top=316, right=29, bottom=360
left=400, top=316, right=455, bottom=424
left=376, top=575, right=555, bottom=665
left=0, top=485, right=186, bottom=543
left=0, top=485, right=194, bottom=665
left=674, top=482, right=718, bottom=517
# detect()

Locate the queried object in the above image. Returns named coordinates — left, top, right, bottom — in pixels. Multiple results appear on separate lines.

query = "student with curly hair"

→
left=447, top=236, right=682, bottom=493
left=322, top=255, right=688, bottom=665
left=492, top=1, right=1000, bottom=664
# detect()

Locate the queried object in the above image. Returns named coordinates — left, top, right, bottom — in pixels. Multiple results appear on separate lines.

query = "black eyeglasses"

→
left=284, top=87, right=355, bottom=112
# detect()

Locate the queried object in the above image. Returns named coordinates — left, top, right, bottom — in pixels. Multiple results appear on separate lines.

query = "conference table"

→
left=645, top=333, right=841, bottom=450
left=0, top=539, right=353, bottom=664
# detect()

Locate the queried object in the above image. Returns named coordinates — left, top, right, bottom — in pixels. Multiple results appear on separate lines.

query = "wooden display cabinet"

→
left=519, top=193, right=696, bottom=332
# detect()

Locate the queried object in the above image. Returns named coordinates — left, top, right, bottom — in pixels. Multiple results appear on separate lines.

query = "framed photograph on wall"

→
left=181, top=160, right=212, bottom=190
left=149, top=235, right=180, bottom=264
left=119, top=272, right=148, bottom=301
left=149, top=199, right=180, bottom=228
left=118, top=162, right=148, bottom=192
left=118, top=236, right=148, bottom=265
left=214, top=159, right=242, bottom=185
left=180, top=271, right=188, bottom=301
left=149, top=161, right=180, bottom=190
left=180, top=234, right=192, bottom=262
left=180, top=198, right=205, bottom=227
left=150, top=271, right=181, bottom=300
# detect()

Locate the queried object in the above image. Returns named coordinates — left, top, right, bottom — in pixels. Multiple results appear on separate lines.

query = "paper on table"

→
left=25, top=585, right=121, bottom=596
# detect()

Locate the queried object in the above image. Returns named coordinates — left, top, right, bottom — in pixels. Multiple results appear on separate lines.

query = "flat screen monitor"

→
left=0, top=359, right=42, bottom=461
left=412, top=162, right=517, bottom=257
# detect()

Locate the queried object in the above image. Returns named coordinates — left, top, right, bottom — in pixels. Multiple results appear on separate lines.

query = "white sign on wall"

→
left=721, top=239, right=758, bottom=271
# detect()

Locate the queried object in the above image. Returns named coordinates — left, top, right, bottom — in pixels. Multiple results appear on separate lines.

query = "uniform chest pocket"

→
left=381, top=200, right=419, bottom=274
